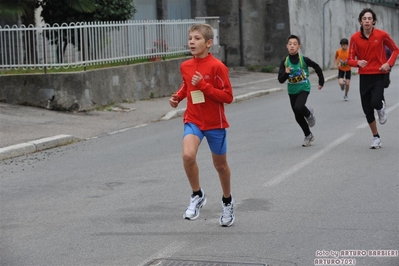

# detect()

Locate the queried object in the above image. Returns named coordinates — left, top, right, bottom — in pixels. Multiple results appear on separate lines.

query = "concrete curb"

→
left=233, top=88, right=283, bottom=103
left=0, top=135, right=79, bottom=161
left=161, top=108, right=186, bottom=121
left=325, top=74, right=337, bottom=82
left=161, top=87, right=284, bottom=121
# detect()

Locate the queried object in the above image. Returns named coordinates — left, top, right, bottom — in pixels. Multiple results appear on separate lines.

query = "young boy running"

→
left=169, top=24, right=235, bottom=227
left=278, top=34, right=324, bottom=147
left=335, top=38, right=351, bottom=101
left=348, top=8, right=399, bottom=149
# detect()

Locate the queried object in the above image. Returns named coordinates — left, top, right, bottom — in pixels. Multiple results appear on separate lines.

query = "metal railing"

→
left=0, top=19, right=205, bottom=71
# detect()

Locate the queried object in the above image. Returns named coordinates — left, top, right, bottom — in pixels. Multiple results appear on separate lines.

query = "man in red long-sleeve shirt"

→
left=169, top=24, right=235, bottom=227
left=348, top=8, right=399, bottom=149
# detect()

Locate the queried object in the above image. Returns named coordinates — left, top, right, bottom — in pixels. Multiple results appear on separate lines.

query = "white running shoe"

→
left=306, top=107, right=316, bottom=127
left=219, top=198, right=235, bottom=227
left=377, top=101, right=387, bottom=124
left=370, top=137, right=381, bottom=149
left=302, top=133, right=315, bottom=147
left=344, top=95, right=348, bottom=101
left=183, top=189, right=206, bottom=220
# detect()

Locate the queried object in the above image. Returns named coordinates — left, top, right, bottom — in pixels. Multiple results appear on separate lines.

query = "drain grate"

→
left=145, top=258, right=267, bottom=266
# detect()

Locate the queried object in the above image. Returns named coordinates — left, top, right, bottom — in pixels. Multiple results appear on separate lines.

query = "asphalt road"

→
left=1, top=68, right=398, bottom=266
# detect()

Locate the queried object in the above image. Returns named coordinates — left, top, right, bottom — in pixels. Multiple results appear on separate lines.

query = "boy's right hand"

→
left=191, top=71, right=203, bottom=86
left=285, top=67, right=291, bottom=74
left=357, top=60, right=367, bottom=68
left=169, top=94, right=179, bottom=108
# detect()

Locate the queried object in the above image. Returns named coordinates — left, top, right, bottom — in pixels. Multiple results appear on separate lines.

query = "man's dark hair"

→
left=287, top=34, right=301, bottom=45
left=340, top=38, right=349, bottom=45
left=358, top=8, right=377, bottom=25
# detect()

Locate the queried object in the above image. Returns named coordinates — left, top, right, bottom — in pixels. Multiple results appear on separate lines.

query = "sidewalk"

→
left=0, top=68, right=337, bottom=161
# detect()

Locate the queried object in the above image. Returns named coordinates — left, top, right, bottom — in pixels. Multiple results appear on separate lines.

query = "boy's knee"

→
left=182, top=152, right=196, bottom=164
left=366, top=116, right=375, bottom=124
left=293, top=106, right=304, bottom=114
left=214, top=162, right=229, bottom=173
left=371, top=99, right=383, bottom=110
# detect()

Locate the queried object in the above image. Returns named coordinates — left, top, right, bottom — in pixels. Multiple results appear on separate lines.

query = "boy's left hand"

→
left=191, top=71, right=203, bottom=86
left=379, top=63, right=391, bottom=73
left=318, top=85, right=323, bottom=90
left=169, top=94, right=179, bottom=108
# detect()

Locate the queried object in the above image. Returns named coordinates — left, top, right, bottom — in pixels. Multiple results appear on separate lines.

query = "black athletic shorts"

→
left=338, top=69, right=351, bottom=80
left=383, top=72, right=390, bottom=88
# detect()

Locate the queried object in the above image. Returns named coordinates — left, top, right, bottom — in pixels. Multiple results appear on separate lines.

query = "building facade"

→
left=133, top=0, right=399, bottom=69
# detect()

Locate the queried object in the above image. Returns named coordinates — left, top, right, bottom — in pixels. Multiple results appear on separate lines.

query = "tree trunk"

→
left=21, top=1, right=37, bottom=65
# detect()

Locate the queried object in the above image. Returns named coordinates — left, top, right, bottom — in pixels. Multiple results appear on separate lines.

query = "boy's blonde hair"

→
left=189, top=24, right=214, bottom=41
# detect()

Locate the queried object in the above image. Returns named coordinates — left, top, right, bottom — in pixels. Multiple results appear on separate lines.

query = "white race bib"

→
left=191, top=90, right=205, bottom=104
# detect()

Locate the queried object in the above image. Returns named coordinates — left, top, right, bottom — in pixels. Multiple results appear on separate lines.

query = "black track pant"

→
left=289, top=91, right=311, bottom=136
left=359, top=74, right=385, bottom=124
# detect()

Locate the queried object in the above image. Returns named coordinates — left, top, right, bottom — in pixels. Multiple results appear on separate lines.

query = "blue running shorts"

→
left=183, top=123, right=227, bottom=155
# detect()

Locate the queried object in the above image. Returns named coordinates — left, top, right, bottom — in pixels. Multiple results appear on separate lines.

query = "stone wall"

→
left=206, top=0, right=242, bottom=66
left=0, top=58, right=188, bottom=111
left=206, top=0, right=399, bottom=68
left=288, top=0, right=399, bottom=69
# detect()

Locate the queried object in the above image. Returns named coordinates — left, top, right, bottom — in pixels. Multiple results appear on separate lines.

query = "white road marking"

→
left=108, top=124, right=148, bottom=135
left=264, top=101, right=399, bottom=187
left=357, top=101, right=399, bottom=129
left=234, top=77, right=276, bottom=87
left=263, top=133, right=355, bottom=187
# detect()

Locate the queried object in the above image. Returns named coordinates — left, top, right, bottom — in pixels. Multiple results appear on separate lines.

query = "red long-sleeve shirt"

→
left=348, top=28, right=399, bottom=74
left=175, top=54, right=234, bottom=130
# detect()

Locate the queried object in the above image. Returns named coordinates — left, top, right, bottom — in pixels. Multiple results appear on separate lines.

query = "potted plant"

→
left=150, top=39, right=168, bottom=61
